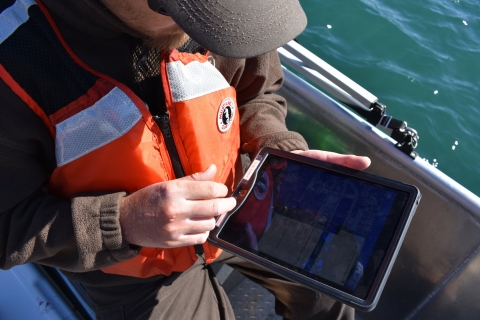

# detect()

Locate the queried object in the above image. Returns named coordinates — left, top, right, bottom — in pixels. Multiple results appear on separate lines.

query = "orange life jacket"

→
left=0, top=0, right=241, bottom=278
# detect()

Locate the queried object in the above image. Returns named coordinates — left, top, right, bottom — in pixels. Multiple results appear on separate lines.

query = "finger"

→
left=186, top=197, right=237, bottom=218
left=183, top=218, right=217, bottom=235
left=173, top=180, right=230, bottom=200
left=293, top=150, right=371, bottom=171
left=177, top=232, right=210, bottom=246
left=161, top=218, right=215, bottom=247
left=321, top=153, right=370, bottom=170
left=163, top=232, right=211, bottom=248
left=179, top=164, right=217, bottom=182
left=342, top=155, right=371, bottom=170
left=174, top=164, right=230, bottom=199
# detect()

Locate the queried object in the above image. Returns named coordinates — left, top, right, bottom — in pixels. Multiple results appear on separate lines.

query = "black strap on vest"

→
left=194, top=244, right=205, bottom=255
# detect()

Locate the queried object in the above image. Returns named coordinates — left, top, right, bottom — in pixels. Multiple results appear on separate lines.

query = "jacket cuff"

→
left=98, top=192, right=140, bottom=262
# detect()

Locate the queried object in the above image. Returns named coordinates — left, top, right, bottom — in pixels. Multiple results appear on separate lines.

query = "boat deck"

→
left=211, top=263, right=282, bottom=320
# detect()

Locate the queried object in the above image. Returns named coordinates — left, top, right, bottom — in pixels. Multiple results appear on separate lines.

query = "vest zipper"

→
left=153, top=113, right=185, bottom=179
left=153, top=112, right=205, bottom=256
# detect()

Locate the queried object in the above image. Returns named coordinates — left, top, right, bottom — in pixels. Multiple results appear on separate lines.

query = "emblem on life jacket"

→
left=254, top=171, right=270, bottom=200
left=217, top=97, right=235, bottom=133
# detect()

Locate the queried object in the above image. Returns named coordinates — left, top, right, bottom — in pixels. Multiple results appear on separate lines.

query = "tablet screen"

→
left=217, top=154, right=410, bottom=300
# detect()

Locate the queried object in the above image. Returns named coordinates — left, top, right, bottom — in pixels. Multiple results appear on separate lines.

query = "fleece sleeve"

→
left=0, top=80, right=139, bottom=272
left=213, top=50, right=309, bottom=158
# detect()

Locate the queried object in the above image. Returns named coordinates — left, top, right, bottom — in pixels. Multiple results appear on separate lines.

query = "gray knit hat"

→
left=148, top=0, right=307, bottom=58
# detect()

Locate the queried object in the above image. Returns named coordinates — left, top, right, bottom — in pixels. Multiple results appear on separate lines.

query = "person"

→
left=0, top=0, right=371, bottom=319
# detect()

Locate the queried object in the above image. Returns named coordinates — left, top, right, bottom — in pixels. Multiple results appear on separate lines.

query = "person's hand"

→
left=119, top=164, right=236, bottom=248
left=291, top=150, right=371, bottom=171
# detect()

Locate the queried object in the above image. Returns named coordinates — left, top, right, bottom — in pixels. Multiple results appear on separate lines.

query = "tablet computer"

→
left=208, top=147, right=421, bottom=311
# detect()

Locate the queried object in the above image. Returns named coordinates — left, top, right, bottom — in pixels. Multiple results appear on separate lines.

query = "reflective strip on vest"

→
left=166, top=60, right=230, bottom=102
left=55, top=86, right=142, bottom=166
left=0, top=0, right=36, bottom=45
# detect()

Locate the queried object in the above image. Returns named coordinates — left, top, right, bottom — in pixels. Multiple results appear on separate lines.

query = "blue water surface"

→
left=297, top=0, right=480, bottom=196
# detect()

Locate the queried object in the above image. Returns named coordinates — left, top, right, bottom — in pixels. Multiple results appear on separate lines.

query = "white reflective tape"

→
left=0, top=0, right=36, bottom=45
left=167, top=60, right=230, bottom=102
left=55, top=87, right=142, bottom=166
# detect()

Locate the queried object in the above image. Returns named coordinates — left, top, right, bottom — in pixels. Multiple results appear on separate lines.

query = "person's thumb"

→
left=180, top=164, right=217, bottom=182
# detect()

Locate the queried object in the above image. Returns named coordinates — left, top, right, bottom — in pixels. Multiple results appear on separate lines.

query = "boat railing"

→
left=279, top=40, right=420, bottom=159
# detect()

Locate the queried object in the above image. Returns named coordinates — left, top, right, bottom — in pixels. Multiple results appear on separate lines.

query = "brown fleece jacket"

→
left=0, top=0, right=307, bottom=286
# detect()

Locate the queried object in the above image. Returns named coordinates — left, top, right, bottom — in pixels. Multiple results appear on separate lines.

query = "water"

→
left=294, top=0, right=480, bottom=196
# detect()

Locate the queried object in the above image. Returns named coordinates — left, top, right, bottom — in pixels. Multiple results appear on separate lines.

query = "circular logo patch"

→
left=217, top=97, right=235, bottom=133
left=254, top=171, right=270, bottom=200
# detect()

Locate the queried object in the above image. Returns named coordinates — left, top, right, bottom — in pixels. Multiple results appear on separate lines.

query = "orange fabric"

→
left=48, top=49, right=240, bottom=278
left=102, top=247, right=197, bottom=278
left=49, top=119, right=175, bottom=197
left=168, top=89, right=240, bottom=187
left=162, top=51, right=241, bottom=263
left=169, top=50, right=208, bottom=65
left=161, top=51, right=241, bottom=186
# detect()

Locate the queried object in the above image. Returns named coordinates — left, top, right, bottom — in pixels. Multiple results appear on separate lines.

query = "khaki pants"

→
left=84, top=252, right=354, bottom=320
